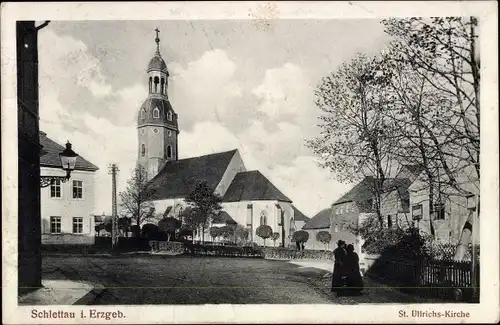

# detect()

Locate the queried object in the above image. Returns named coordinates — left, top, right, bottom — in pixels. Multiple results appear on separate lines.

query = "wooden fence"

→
left=367, top=258, right=478, bottom=302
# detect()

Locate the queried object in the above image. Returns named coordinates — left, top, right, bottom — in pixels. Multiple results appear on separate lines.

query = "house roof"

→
left=146, top=149, right=238, bottom=200
left=303, top=208, right=331, bottom=229
left=40, top=132, right=99, bottom=172
left=292, top=205, right=310, bottom=222
left=222, top=170, right=292, bottom=203
left=212, top=211, right=237, bottom=225
left=333, top=177, right=378, bottom=206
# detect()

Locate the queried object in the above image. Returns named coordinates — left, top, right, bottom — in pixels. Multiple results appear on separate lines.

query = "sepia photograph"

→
left=2, top=1, right=498, bottom=324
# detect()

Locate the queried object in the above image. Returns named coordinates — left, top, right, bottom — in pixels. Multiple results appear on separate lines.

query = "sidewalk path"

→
left=289, top=260, right=441, bottom=304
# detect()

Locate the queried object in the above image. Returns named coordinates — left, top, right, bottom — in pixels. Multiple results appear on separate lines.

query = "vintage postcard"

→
left=1, top=1, right=499, bottom=324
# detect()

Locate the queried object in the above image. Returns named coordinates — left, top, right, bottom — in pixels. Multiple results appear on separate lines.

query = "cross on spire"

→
left=154, top=28, right=160, bottom=54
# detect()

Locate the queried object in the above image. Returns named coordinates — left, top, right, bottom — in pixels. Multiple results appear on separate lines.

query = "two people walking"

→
left=331, top=240, right=364, bottom=295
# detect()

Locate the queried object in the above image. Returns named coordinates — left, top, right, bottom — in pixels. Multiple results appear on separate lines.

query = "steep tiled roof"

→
left=40, top=132, right=99, bottom=172
left=146, top=149, right=238, bottom=200
left=303, top=208, right=331, bottom=229
left=212, top=211, right=237, bottom=225
left=333, top=177, right=378, bottom=206
left=292, top=205, right=310, bottom=222
left=222, top=170, right=292, bottom=203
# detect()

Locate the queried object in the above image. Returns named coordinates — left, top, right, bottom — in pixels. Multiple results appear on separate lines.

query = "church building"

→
left=137, top=30, right=295, bottom=247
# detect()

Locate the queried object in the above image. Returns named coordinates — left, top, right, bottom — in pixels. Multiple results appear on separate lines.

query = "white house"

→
left=40, top=132, right=99, bottom=245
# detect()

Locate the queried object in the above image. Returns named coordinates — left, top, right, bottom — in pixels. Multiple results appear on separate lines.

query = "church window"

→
left=149, top=77, right=152, bottom=93
left=160, top=78, right=165, bottom=95
left=141, top=144, right=146, bottom=157
left=167, top=111, right=173, bottom=121
left=260, top=211, right=268, bottom=226
left=140, top=129, right=145, bottom=135
left=168, top=130, right=172, bottom=137
left=140, top=109, right=145, bottom=120
left=154, top=76, right=159, bottom=93
left=166, top=145, right=172, bottom=158
left=153, top=107, right=160, bottom=118
left=153, top=128, right=159, bottom=134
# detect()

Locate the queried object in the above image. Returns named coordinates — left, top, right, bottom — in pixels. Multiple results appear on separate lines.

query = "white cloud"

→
left=169, top=49, right=243, bottom=127
left=252, top=63, right=314, bottom=121
left=39, top=30, right=112, bottom=99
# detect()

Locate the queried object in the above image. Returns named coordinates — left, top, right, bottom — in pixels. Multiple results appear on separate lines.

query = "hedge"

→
left=149, top=241, right=185, bottom=255
left=260, top=247, right=334, bottom=260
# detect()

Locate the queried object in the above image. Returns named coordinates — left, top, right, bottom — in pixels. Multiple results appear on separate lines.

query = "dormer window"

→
left=140, top=109, right=145, bottom=120
left=167, top=111, right=173, bottom=121
left=153, top=107, right=160, bottom=118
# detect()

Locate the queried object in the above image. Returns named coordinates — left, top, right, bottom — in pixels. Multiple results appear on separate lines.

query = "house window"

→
left=153, top=107, right=160, bottom=118
left=167, top=111, right=173, bottom=121
left=434, top=203, right=445, bottom=220
left=50, top=216, right=61, bottom=234
left=412, top=204, right=423, bottom=220
left=72, top=180, right=83, bottom=199
left=73, top=217, right=83, bottom=234
left=387, top=215, right=393, bottom=228
left=50, top=179, right=61, bottom=198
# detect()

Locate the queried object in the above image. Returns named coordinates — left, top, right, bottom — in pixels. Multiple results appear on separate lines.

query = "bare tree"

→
left=119, top=166, right=156, bottom=237
left=307, top=53, right=397, bottom=225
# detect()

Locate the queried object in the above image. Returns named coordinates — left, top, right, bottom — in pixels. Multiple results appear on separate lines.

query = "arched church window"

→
left=160, top=78, right=165, bottom=95
left=154, top=76, right=159, bottom=93
left=149, top=77, right=152, bottom=93
left=140, top=109, right=145, bottom=120
left=141, top=144, right=146, bottom=157
left=167, top=145, right=172, bottom=158
left=167, top=111, right=173, bottom=121
left=260, top=211, right=268, bottom=226
left=168, top=130, right=172, bottom=137
left=153, top=107, right=160, bottom=118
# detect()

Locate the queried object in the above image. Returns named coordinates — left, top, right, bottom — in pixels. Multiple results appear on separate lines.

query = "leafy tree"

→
left=219, top=225, right=234, bottom=243
left=141, top=223, right=160, bottom=240
left=118, top=217, right=132, bottom=237
left=256, top=225, right=272, bottom=247
left=316, top=231, right=332, bottom=250
left=307, top=53, right=397, bottom=225
left=184, top=181, right=223, bottom=244
left=119, top=166, right=156, bottom=237
left=271, top=232, right=280, bottom=247
left=209, top=226, right=220, bottom=243
left=158, top=217, right=181, bottom=242
left=292, top=230, right=309, bottom=250
left=103, top=218, right=112, bottom=234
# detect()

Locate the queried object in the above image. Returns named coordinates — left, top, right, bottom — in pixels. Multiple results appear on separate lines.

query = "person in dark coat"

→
left=331, top=240, right=347, bottom=293
left=344, top=244, right=364, bottom=295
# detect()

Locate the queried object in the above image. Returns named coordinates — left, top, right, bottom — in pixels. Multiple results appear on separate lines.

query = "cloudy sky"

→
left=38, top=19, right=392, bottom=217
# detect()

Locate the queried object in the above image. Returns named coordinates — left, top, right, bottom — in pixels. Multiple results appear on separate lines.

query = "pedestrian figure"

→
left=331, top=240, right=347, bottom=293
left=344, top=244, right=364, bottom=295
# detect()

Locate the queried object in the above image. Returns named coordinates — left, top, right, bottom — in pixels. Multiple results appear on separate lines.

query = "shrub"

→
left=271, top=232, right=280, bottom=247
left=149, top=241, right=185, bottom=255
left=256, top=225, right=273, bottom=246
left=209, top=226, right=220, bottom=242
left=158, top=217, right=181, bottom=241
left=141, top=223, right=160, bottom=240
left=261, top=247, right=334, bottom=261
left=292, top=230, right=309, bottom=243
left=316, top=231, right=332, bottom=250
left=219, top=225, right=234, bottom=242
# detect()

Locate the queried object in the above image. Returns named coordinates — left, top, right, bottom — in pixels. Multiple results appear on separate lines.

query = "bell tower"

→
left=137, top=29, right=179, bottom=181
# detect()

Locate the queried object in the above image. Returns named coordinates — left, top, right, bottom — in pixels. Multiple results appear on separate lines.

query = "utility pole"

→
left=108, top=164, right=119, bottom=250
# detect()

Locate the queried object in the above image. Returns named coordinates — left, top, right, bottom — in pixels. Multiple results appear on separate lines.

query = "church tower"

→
left=137, top=29, right=179, bottom=180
